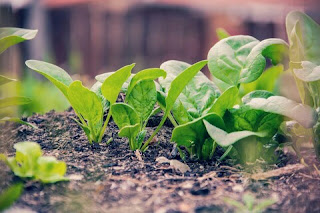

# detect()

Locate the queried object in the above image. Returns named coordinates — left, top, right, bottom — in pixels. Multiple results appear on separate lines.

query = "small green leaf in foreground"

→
left=0, top=183, right=24, bottom=211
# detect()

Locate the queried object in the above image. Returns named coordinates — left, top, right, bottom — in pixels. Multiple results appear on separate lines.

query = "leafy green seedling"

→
left=159, top=60, right=239, bottom=160
left=1, top=141, right=68, bottom=183
left=25, top=60, right=134, bottom=143
left=139, top=60, right=208, bottom=151
left=0, top=183, right=24, bottom=211
left=223, top=193, right=277, bottom=213
left=0, top=28, right=38, bottom=127
left=204, top=90, right=316, bottom=165
left=110, top=68, right=166, bottom=150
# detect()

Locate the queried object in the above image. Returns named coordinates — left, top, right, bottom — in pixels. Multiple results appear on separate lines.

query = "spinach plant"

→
left=286, top=11, right=320, bottom=159
left=0, top=28, right=38, bottom=128
left=26, top=60, right=134, bottom=143
left=106, top=61, right=207, bottom=151
left=1, top=141, right=68, bottom=183
left=109, top=68, right=166, bottom=150
left=159, top=60, right=238, bottom=160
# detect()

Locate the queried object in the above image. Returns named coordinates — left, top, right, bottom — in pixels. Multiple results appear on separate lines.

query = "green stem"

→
left=98, top=111, right=112, bottom=143
left=141, top=113, right=168, bottom=151
left=168, top=112, right=178, bottom=127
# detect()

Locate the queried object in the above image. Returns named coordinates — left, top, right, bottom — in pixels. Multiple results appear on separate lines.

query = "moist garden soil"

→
left=1, top=109, right=320, bottom=213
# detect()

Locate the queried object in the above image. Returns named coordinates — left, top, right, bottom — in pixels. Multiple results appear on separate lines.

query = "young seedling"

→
left=159, top=60, right=236, bottom=160
left=0, top=141, right=68, bottom=183
left=0, top=27, right=38, bottom=128
left=25, top=60, right=134, bottom=143
left=108, top=68, right=166, bottom=150
left=223, top=193, right=277, bottom=213
left=286, top=11, right=320, bottom=160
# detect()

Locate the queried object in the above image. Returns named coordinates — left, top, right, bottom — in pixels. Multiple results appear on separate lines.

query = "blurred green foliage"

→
left=18, top=74, right=70, bottom=116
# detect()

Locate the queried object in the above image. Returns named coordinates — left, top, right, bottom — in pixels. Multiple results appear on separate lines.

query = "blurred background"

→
left=0, top=0, right=320, bottom=116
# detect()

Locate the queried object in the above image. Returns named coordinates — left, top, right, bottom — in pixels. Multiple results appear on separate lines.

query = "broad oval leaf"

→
left=68, top=81, right=103, bottom=129
left=0, top=28, right=37, bottom=54
left=25, top=60, right=73, bottom=97
left=111, top=103, right=140, bottom=129
left=204, top=120, right=268, bottom=147
left=101, top=64, right=135, bottom=104
left=171, top=113, right=225, bottom=148
left=0, top=96, right=32, bottom=109
left=160, top=60, right=218, bottom=123
left=0, top=75, right=16, bottom=86
left=126, top=68, right=166, bottom=97
left=127, top=80, right=157, bottom=121
left=294, top=61, right=320, bottom=82
left=245, top=96, right=317, bottom=128
left=208, top=35, right=288, bottom=86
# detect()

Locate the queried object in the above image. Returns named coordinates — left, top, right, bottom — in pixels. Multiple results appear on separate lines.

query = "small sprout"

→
left=1, top=141, right=68, bottom=183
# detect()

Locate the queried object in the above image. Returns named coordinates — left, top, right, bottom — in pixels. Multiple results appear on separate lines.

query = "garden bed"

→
left=1, top=109, right=320, bottom=213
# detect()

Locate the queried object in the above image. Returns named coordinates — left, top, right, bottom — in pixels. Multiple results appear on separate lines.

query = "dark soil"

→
left=1, top=109, right=320, bottom=213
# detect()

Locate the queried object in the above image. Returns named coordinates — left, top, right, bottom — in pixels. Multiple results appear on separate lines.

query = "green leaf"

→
left=286, top=11, right=320, bottom=106
left=111, top=103, right=140, bottom=129
left=142, top=60, right=208, bottom=151
left=206, top=86, right=239, bottom=117
left=0, top=117, right=38, bottom=129
left=171, top=113, right=225, bottom=159
left=225, top=105, right=283, bottom=141
left=0, top=75, right=16, bottom=86
left=286, top=11, right=320, bottom=64
left=0, top=96, right=32, bottom=108
left=0, top=183, right=24, bottom=211
left=127, top=80, right=157, bottom=121
left=216, top=28, right=230, bottom=40
left=242, top=90, right=274, bottom=104
left=240, top=65, right=283, bottom=96
left=245, top=95, right=317, bottom=128
left=68, top=81, right=103, bottom=139
left=101, top=64, right=135, bottom=104
left=207, top=35, right=288, bottom=86
left=118, top=124, right=141, bottom=146
left=159, top=60, right=219, bottom=124
left=35, top=156, right=68, bottom=183
left=294, top=61, right=320, bottom=82
left=0, top=27, right=37, bottom=54
left=126, top=68, right=166, bottom=97
left=25, top=60, right=73, bottom=97
left=90, top=81, right=110, bottom=111
left=6, top=142, right=42, bottom=178
left=204, top=120, right=268, bottom=147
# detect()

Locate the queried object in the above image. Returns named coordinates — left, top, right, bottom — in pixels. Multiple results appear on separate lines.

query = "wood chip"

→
left=251, top=164, right=306, bottom=180
left=156, top=156, right=190, bottom=173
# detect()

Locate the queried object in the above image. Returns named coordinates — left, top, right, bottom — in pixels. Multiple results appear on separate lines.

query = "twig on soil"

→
left=251, top=164, right=306, bottom=180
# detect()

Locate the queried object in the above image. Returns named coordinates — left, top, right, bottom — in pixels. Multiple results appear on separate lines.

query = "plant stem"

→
left=98, top=111, right=112, bottom=143
left=168, top=112, right=178, bottom=127
left=141, top=114, right=167, bottom=151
